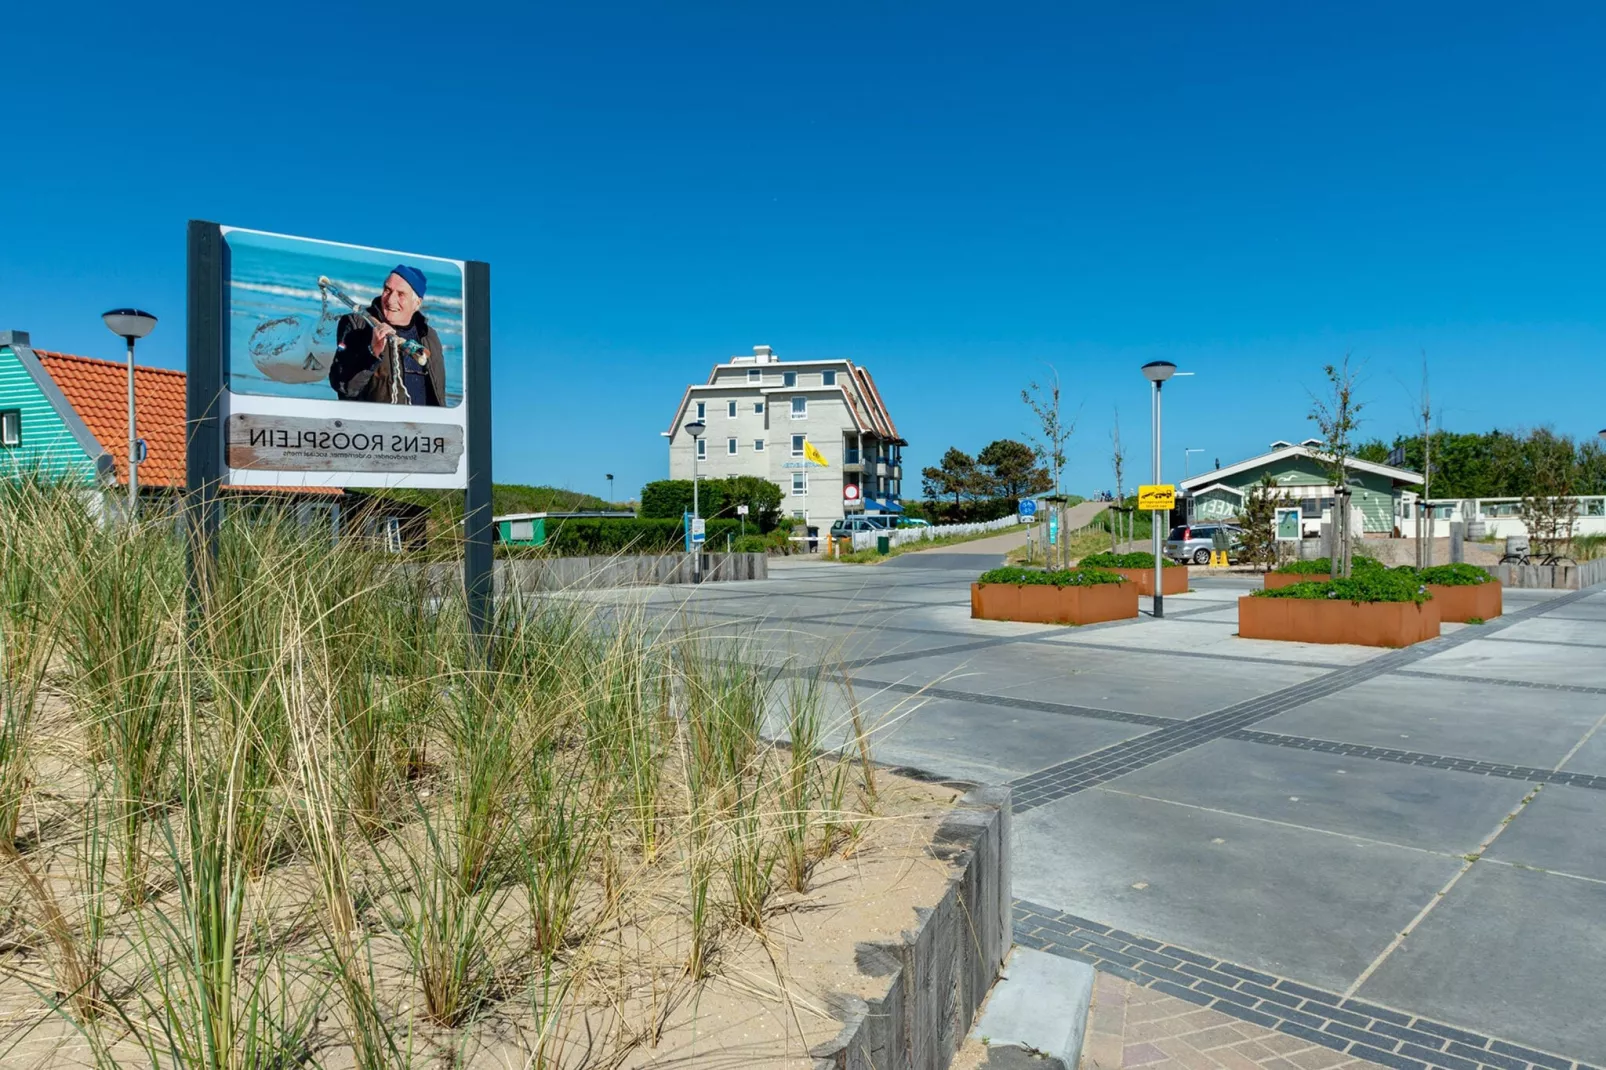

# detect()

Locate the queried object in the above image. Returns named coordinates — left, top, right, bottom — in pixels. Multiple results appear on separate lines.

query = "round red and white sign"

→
left=844, top=484, right=861, bottom=501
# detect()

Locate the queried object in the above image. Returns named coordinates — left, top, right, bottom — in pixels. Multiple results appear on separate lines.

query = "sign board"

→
left=135, top=438, right=148, bottom=466
left=213, top=225, right=470, bottom=490
left=1387, top=445, right=1405, bottom=467
left=1019, top=498, right=1037, bottom=516
left=844, top=484, right=861, bottom=501
left=1048, top=511, right=1059, bottom=545
left=691, top=517, right=706, bottom=545
left=1276, top=507, right=1302, bottom=541
left=1138, top=484, right=1176, bottom=511
left=736, top=504, right=749, bottom=516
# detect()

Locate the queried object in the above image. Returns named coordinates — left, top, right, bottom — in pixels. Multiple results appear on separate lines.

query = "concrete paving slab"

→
left=1107, top=737, right=1531, bottom=853
left=852, top=690, right=1153, bottom=784
left=1488, top=615, right=1606, bottom=647
left=1408, top=637, right=1606, bottom=688
left=1036, top=620, right=1386, bottom=667
left=855, top=643, right=1331, bottom=720
left=1558, top=726, right=1606, bottom=777
left=1013, top=788, right=1463, bottom=990
left=1256, top=674, right=1606, bottom=768
left=969, top=946, right=1093, bottom=1067
left=1483, top=783, right=1606, bottom=882
left=1357, top=862, right=1606, bottom=1063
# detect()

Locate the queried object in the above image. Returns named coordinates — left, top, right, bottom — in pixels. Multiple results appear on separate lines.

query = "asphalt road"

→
left=561, top=549, right=1606, bottom=1070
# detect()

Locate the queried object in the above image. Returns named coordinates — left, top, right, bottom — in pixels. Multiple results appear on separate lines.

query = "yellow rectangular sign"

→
left=1137, top=484, right=1176, bottom=510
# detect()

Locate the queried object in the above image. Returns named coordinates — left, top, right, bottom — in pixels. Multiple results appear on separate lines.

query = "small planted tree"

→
left=1237, top=473, right=1280, bottom=573
left=1023, top=368, right=1078, bottom=568
left=1520, top=449, right=1579, bottom=558
left=1307, top=357, right=1364, bottom=578
left=1109, top=408, right=1126, bottom=553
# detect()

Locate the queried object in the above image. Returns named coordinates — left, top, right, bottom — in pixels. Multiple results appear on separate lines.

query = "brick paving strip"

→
left=1080, top=969, right=1388, bottom=1070
left=1015, top=901, right=1598, bottom=1070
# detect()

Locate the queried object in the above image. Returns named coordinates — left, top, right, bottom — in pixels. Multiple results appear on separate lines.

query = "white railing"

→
left=850, top=514, right=1024, bottom=551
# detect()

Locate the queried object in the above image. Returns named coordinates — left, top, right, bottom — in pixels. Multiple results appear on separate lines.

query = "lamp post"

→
left=1142, top=361, right=1177, bottom=618
left=684, top=421, right=706, bottom=583
left=102, top=309, right=158, bottom=517
left=1183, top=447, right=1204, bottom=480
left=606, top=472, right=615, bottom=503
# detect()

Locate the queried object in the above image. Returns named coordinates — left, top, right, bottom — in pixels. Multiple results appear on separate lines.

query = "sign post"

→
left=1018, top=498, right=1038, bottom=520
left=1137, top=483, right=1177, bottom=616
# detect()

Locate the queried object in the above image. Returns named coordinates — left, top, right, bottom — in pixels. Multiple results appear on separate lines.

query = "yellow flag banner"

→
left=803, top=439, right=829, bottom=466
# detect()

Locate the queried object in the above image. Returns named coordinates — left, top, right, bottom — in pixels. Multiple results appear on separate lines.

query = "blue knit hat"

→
left=390, top=264, right=427, bottom=299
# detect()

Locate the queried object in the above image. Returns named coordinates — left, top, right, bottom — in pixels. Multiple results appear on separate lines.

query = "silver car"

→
left=1165, top=523, right=1243, bottom=565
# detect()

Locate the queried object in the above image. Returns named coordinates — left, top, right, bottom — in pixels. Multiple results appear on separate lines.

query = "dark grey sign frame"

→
left=185, top=220, right=493, bottom=637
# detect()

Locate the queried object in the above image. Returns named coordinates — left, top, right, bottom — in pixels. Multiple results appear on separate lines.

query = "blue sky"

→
left=4, top=2, right=1604, bottom=500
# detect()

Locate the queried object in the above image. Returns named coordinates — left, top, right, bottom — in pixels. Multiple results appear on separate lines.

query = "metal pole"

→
left=692, top=450, right=702, bottom=584
left=1152, top=380, right=1164, bottom=619
left=127, top=337, right=138, bottom=515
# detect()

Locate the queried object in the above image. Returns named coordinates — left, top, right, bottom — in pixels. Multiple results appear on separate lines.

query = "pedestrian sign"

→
left=1137, top=484, right=1176, bottom=511
left=1048, top=511, right=1059, bottom=545
left=691, top=517, right=706, bottom=545
left=1019, top=499, right=1038, bottom=517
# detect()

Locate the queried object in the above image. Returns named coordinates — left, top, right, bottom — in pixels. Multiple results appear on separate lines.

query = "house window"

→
left=1299, top=497, right=1320, bottom=519
left=783, top=371, right=797, bottom=387
left=727, top=437, right=737, bottom=455
left=791, top=434, right=805, bottom=456
left=753, top=402, right=764, bottom=414
left=727, top=400, right=737, bottom=418
left=754, top=438, right=765, bottom=452
left=0, top=410, right=19, bottom=448
left=696, top=439, right=706, bottom=459
left=695, top=401, right=706, bottom=420
left=791, top=397, right=807, bottom=419
left=792, top=473, right=807, bottom=496
left=822, top=370, right=836, bottom=386
left=748, top=368, right=761, bottom=383
left=792, top=509, right=805, bottom=520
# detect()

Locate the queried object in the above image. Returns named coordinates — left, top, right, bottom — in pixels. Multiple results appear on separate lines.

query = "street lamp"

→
left=684, top=421, right=706, bottom=583
left=1142, top=361, right=1177, bottom=619
left=102, top=309, right=157, bottom=516
left=606, top=472, right=615, bottom=503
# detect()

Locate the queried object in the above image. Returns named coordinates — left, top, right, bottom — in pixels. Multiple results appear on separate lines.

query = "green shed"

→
left=494, top=511, right=637, bottom=547
left=1179, top=440, right=1423, bottom=536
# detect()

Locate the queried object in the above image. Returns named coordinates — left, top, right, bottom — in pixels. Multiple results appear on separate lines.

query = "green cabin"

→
left=494, top=511, right=637, bottom=547
left=1179, top=440, right=1423, bottom=536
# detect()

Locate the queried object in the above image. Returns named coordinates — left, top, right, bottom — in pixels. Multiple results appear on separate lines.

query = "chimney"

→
left=753, top=344, right=774, bottom=363
left=0, top=330, right=31, bottom=348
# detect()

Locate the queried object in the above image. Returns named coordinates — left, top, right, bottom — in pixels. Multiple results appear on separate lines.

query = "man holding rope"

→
left=328, top=265, right=446, bottom=406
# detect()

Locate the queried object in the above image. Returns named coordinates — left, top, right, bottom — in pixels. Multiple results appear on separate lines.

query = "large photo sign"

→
left=220, top=226, right=470, bottom=489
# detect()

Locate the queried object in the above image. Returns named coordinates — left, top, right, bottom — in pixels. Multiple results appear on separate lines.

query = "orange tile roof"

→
left=33, top=350, right=339, bottom=496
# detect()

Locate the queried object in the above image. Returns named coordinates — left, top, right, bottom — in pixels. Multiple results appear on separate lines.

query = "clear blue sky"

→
left=5, top=2, right=1604, bottom=500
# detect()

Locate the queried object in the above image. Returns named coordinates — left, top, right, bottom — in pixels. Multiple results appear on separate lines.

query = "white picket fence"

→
left=849, top=514, right=1025, bottom=552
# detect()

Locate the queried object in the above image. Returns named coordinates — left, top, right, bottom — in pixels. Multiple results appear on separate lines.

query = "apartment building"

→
left=664, top=345, right=906, bottom=533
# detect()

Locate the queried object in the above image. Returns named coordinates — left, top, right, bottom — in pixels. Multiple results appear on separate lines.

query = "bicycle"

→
left=1499, top=549, right=1576, bottom=567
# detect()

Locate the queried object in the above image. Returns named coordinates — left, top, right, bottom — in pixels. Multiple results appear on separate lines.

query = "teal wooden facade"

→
left=0, top=338, right=109, bottom=485
left=1181, top=445, right=1421, bottom=535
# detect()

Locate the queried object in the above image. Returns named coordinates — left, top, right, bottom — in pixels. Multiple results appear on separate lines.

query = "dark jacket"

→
left=328, top=300, right=447, bottom=406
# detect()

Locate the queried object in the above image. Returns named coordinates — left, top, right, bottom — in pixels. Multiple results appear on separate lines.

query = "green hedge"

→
left=977, top=565, right=1125, bottom=587
left=1253, top=569, right=1429, bottom=604
left=1273, top=555, right=1383, bottom=575
left=519, top=517, right=746, bottom=556
left=1079, top=552, right=1183, bottom=569
left=1415, top=563, right=1494, bottom=586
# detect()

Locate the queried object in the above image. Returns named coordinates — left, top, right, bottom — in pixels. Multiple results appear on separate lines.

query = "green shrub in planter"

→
left=1273, top=554, right=1383, bottom=575
left=1416, top=563, right=1494, bottom=586
left=978, top=566, right=1126, bottom=587
left=1079, top=552, right=1183, bottom=569
left=1253, top=568, right=1429, bottom=605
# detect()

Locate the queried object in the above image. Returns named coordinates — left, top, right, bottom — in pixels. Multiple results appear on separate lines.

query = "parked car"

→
left=897, top=517, right=931, bottom=528
left=1165, top=523, right=1244, bottom=565
left=829, top=515, right=899, bottom=538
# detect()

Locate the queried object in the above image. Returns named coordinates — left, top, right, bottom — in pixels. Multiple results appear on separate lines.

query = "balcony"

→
left=843, top=447, right=862, bottom=472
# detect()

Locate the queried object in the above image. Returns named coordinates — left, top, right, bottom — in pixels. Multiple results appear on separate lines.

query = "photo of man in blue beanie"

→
left=328, top=265, right=447, bottom=406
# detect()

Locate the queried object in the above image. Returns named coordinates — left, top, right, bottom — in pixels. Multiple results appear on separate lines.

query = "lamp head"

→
left=1599, top=429, right=1606, bottom=443
left=102, top=309, right=157, bottom=341
left=684, top=420, right=706, bottom=439
left=1141, top=360, right=1177, bottom=383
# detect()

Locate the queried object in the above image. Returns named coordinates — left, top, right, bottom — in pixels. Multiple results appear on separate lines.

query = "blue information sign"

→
left=1019, top=499, right=1038, bottom=517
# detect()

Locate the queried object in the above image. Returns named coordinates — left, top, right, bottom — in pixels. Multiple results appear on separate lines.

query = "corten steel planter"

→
left=1425, top=582, right=1502, bottom=623
left=1264, top=571, right=1331, bottom=590
left=1110, top=565, right=1190, bottom=597
left=971, top=582, right=1139, bottom=625
left=1238, top=595, right=1440, bottom=648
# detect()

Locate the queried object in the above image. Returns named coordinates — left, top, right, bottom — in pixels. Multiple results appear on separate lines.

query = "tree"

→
left=1023, top=368, right=1078, bottom=567
left=921, top=448, right=978, bottom=519
left=1237, top=473, right=1280, bottom=573
left=1109, top=408, right=1127, bottom=552
left=721, top=475, right=785, bottom=532
left=1520, top=434, right=1580, bottom=556
left=1307, top=357, right=1364, bottom=578
left=975, top=439, right=1051, bottom=501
